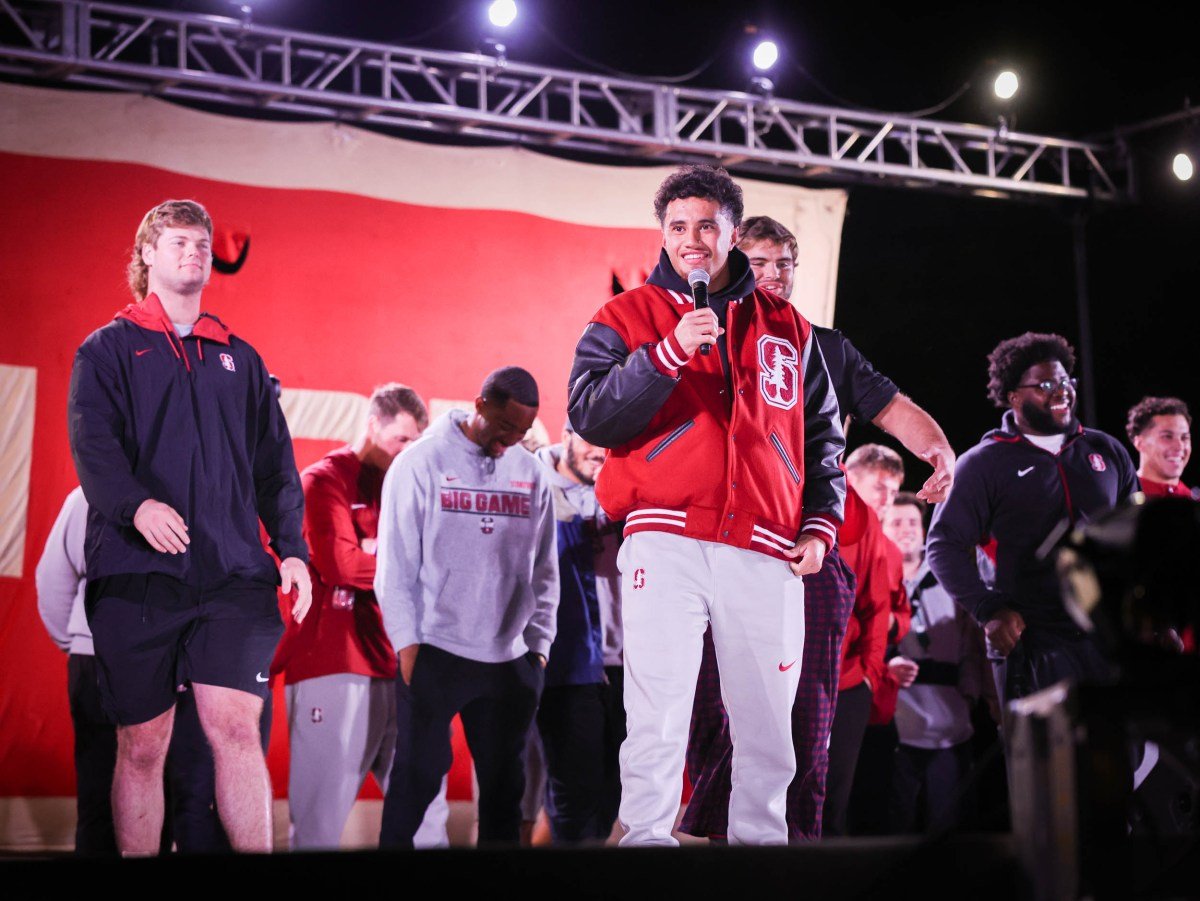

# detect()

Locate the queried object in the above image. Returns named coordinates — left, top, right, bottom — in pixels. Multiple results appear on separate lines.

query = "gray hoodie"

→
left=36, top=486, right=93, bottom=655
left=376, top=409, right=559, bottom=662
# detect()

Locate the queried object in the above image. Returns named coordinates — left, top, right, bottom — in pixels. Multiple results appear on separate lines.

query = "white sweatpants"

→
left=286, top=673, right=449, bottom=849
left=617, top=532, right=805, bottom=846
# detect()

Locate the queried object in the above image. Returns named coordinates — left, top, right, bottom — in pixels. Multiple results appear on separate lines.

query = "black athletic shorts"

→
left=85, top=573, right=284, bottom=726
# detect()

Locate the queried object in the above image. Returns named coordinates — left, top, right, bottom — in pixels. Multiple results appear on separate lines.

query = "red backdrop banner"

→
left=0, top=149, right=658, bottom=799
left=0, top=86, right=841, bottom=823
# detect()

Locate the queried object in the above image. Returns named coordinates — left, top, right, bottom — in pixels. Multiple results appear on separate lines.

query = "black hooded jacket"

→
left=926, top=410, right=1137, bottom=632
left=68, top=293, right=307, bottom=587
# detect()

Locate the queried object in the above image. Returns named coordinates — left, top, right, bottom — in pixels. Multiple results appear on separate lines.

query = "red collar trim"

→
left=115, top=293, right=231, bottom=345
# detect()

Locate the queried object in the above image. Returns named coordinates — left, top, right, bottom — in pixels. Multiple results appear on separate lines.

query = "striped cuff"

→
left=799, top=513, right=839, bottom=552
left=650, top=332, right=690, bottom=376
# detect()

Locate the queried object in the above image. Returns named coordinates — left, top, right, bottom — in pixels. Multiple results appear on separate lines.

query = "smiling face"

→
left=1134, top=413, right=1192, bottom=483
left=882, top=502, right=925, bottom=561
left=1009, top=360, right=1077, bottom=436
left=560, top=430, right=606, bottom=485
left=661, top=196, right=739, bottom=293
left=473, top=397, right=539, bottom=458
left=142, top=225, right=212, bottom=298
left=743, top=238, right=795, bottom=301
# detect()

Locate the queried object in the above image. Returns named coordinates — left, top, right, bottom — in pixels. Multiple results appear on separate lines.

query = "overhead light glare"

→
left=488, top=0, right=517, bottom=28
left=1173, top=152, right=1194, bottom=181
left=993, top=70, right=1019, bottom=100
left=752, top=40, right=779, bottom=72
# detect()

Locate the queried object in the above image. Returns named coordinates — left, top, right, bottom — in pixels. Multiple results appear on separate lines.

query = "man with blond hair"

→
left=272, top=382, right=451, bottom=849
left=68, top=199, right=311, bottom=854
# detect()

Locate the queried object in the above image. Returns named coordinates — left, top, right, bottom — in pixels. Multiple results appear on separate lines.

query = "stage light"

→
left=1172, top=152, right=1194, bottom=181
left=993, top=70, right=1019, bottom=100
left=752, top=40, right=779, bottom=72
left=488, top=0, right=517, bottom=28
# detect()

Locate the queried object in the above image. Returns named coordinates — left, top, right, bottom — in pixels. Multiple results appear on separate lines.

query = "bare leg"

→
left=193, top=683, right=272, bottom=852
left=112, top=706, right=175, bottom=855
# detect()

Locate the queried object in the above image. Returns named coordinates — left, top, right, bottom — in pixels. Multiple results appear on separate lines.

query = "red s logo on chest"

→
left=757, top=335, right=799, bottom=411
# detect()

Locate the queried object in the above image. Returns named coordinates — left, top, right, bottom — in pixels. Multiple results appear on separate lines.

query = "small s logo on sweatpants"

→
left=632, top=568, right=646, bottom=590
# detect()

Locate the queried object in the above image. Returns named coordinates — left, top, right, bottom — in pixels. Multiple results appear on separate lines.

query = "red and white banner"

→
left=0, top=82, right=845, bottom=847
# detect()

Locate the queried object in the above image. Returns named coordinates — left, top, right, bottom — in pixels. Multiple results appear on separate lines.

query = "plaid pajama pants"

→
left=680, top=546, right=857, bottom=842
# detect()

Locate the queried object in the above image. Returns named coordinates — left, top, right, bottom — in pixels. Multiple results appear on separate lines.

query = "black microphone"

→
left=688, top=268, right=711, bottom=356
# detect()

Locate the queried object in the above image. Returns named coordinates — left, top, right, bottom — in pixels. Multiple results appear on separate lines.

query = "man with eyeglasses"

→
left=926, top=332, right=1137, bottom=706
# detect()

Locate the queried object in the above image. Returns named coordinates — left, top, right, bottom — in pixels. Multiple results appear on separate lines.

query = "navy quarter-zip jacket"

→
left=926, top=410, right=1137, bottom=632
left=68, top=293, right=307, bottom=586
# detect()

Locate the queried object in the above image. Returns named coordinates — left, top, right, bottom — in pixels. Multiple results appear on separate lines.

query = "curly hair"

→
left=652, top=165, right=744, bottom=226
left=986, top=332, right=1076, bottom=409
left=1126, top=396, right=1191, bottom=441
left=844, top=443, right=905, bottom=480
left=737, top=215, right=797, bottom=259
left=127, top=200, right=213, bottom=300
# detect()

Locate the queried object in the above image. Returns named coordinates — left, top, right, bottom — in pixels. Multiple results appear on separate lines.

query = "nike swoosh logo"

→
left=256, top=672, right=269, bottom=683
left=1018, top=466, right=1034, bottom=477
left=135, top=349, right=153, bottom=357
left=445, top=477, right=459, bottom=482
left=778, top=660, right=797, bottom=672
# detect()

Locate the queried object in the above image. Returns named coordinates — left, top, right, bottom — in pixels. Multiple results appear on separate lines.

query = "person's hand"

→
left=280, top=557, right=312, bottom=623
left=984, top=607, right=1026, bottom=657
left=915, top=444, right=956, bottom=503
left=888, top=656, right=920, bottom=688
left=133, top=499, right=190, bottom=554
left=784, top=534, right=826, bottom=576
left=399, top=644, right=420, bottom=685
left=672, top=309, right=723, bottom=358
left=360, top=537, right=378, bottom=555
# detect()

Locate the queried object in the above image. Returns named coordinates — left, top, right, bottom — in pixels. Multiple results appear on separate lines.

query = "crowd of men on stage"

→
left=39, top=164, right=1195, bottom=854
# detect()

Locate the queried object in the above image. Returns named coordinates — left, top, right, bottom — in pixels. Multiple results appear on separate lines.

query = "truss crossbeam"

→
left=0, top=0, right=1131, bottom=201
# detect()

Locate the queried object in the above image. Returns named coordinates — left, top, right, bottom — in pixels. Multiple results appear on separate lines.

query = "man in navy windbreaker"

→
left=533, top=423, right=624, bottom=843
left=926, top=332, right=1137, bottom=706
left=67, top=199, right=311, bottom=854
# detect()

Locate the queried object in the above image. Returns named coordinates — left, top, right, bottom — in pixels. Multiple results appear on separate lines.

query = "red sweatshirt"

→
left=1140, top=476, right=1194, bottom=499
left=837, top=489, right=895, bottom=693
left=271, top=447, right=397, bottom=683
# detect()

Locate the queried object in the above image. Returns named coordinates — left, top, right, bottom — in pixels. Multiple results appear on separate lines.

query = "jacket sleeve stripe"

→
left=753, top=524, right=794, bottom=546
left=628, top=507, right=688, bottom=519
left=800, top=516, right=839, bottom=544
left=660, top=333, right=689, bottom=368
left=652, top=342, right=678, bottom=374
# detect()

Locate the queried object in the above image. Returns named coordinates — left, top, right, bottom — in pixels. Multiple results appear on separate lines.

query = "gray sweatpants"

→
left=286, top=673, right=449, bottom=849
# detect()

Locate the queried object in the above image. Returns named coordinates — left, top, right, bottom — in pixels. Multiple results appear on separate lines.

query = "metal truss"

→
left=0, top=0, right=1132, bottom=202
